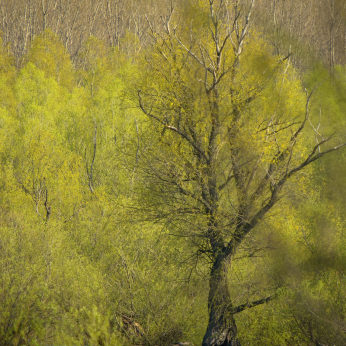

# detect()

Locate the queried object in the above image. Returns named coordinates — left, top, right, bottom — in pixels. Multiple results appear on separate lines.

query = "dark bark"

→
left=202, top=257, right=240, bottom=346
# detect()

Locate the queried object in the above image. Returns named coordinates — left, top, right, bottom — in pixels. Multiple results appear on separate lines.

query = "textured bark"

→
left=202, top=258, right=240, bottom=346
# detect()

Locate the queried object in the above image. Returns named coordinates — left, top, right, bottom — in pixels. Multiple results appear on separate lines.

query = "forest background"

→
left=1, top=0, right=346, bottom=345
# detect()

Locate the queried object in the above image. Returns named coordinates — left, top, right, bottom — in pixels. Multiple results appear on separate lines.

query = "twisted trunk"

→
left=202, top=256, right=240, bottom=346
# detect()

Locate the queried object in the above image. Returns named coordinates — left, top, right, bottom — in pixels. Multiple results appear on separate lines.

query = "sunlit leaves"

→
left=25, top=29, right=75, bottom=89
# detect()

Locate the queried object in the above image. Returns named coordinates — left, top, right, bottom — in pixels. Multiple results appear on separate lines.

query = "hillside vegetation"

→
left=1, top=1, right=346, bottom=345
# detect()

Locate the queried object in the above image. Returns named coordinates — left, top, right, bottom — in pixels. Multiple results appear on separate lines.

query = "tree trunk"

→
left=202, top=257, right=240, bottom=346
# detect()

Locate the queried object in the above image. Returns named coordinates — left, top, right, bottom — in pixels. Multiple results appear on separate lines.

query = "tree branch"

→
left=173, top=29, right=214, bottom=75
left=227, top=136, right=346, bottom=256
left=231, top=293, right=276, bottom=315
left=86, top=125, right=97, bottom=194
left=138, top=90, right=208, bottom=162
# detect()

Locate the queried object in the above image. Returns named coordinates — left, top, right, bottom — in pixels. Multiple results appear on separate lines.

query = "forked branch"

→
left=138, top=90, right=208, bottom=162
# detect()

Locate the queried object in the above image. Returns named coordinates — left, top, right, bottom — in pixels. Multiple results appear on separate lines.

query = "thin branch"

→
left=232, top=0, right=255, bottom=56
left=173, top=180, right=212, bottom=211
left=308, top=107, right=323, bottom=153
left=43, top=178, right=51, bottom=222
left=138, top=90, right=208, bottom=162
left=62, top=204, right=84, bottom=224
left=218, top=172, right=235, bottom=191
left=250, top=87, right=317, bottom=203
left=257, top=121, right=301, bottom=134
left=173, top=30, right=213, bottom=74
left=231, top=293, right=276, bottom=315
left=87, top=125, right=97, bottom=194
left=284, top=140, right=346, bottom=181
left=227, top=135, right=346, bottom=255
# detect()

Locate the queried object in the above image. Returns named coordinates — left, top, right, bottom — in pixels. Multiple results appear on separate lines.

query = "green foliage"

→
left=25, top=29, right=75, bottom=89
left=0, top=28, right=206, bottom=346
left=0, top=36, right=16, bottom=115
left=0, top=4, right=345, bottom=346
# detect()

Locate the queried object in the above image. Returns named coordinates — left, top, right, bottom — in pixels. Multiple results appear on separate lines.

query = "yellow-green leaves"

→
left=25, top=29, right=75, bottom=89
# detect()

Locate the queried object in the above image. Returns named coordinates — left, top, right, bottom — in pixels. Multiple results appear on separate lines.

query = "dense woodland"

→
left=1, top=0, right=346, bottom=345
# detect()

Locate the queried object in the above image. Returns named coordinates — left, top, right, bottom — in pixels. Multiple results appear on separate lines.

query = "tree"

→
left=134, top=1, right=346, bottom=345
left=0, top=34, right=127, bottom=346
left=25, top=29, right=75, bottom=89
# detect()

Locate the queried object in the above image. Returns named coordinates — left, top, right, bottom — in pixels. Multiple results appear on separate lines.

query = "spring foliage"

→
left=0, top=7, right=346, bottom=345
